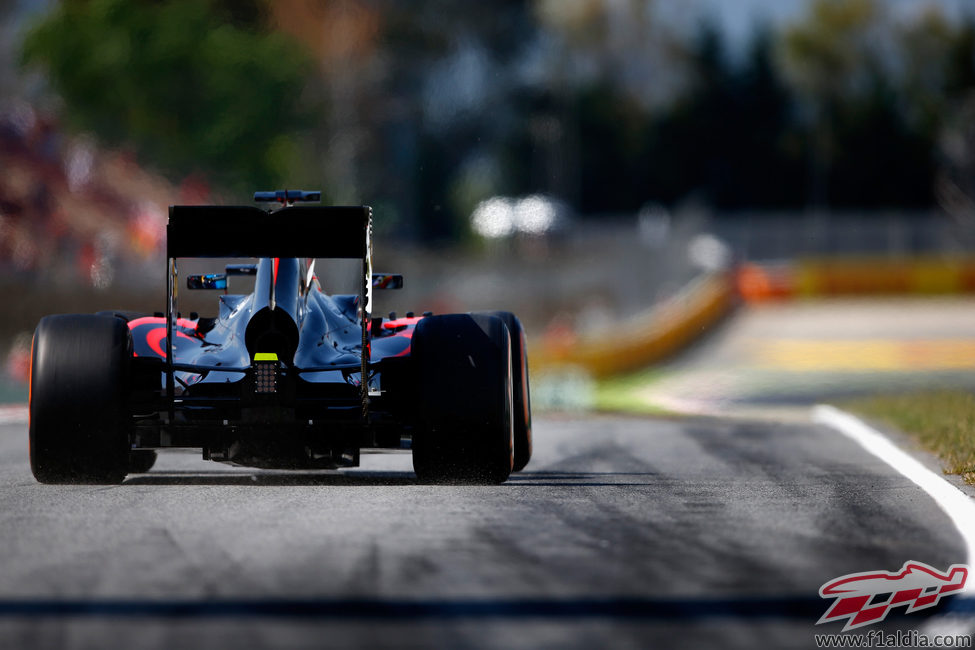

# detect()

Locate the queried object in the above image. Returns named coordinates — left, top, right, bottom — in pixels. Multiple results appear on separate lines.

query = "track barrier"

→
left=532, top=273, right=735, bottom=378
left=738, top=258, right=975, bottom=302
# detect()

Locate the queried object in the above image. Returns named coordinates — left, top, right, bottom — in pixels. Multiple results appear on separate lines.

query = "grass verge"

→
left=844, top=391, right=975, bottom=483
left=594, top=368, right=672, bottom=415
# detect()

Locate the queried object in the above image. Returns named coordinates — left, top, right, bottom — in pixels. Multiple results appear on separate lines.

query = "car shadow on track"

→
left=0, top=593, right=829, bottom=620
left=123, top=471, right=420, bottom=486
left=122, top=470, right=660, bottom=487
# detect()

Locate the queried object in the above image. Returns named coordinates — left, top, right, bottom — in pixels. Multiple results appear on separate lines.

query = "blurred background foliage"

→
left=12, top=0, right=975, bottom=238
left=20, top=0, right=317, bottom=194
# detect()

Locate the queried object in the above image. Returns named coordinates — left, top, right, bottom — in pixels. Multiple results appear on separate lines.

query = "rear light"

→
left=253, top=352, right=279, bottom=394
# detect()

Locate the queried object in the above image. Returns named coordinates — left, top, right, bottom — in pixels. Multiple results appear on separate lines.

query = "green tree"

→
left=779, top=0, right=948, bottom=208
left=21, top=0, right=315, bottom=193
left=899, top=10, right=975, bottom=219
left=780, top=0, right=885, bottom=208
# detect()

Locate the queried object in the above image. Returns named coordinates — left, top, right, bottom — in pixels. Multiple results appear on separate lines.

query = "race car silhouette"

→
left=29, top=191, right=531, bottom=484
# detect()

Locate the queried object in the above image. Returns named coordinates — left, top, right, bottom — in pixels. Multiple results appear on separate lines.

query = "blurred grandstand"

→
left=0, top=102, right=200, bottom=287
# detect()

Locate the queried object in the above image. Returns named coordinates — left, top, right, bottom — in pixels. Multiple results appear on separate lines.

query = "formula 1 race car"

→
left=29, top=191, right=531, bottom=484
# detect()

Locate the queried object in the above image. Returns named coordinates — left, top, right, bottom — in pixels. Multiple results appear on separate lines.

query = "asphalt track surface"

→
left=0, top=412, right=968, bottom=649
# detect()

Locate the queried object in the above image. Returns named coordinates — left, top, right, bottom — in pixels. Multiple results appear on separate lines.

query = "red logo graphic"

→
left=817, top=561, right=968, bottom=631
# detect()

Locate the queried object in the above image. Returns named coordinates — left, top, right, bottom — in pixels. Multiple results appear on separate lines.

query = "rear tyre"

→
left=29, top=315, right=132, bottom=484
left=411, top=314, right=514, bottom=484
left=475, top=311, right=532, bottom=472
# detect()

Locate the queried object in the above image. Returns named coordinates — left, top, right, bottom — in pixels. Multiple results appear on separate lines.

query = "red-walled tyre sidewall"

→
left=475, top=311, right=532, bottom=472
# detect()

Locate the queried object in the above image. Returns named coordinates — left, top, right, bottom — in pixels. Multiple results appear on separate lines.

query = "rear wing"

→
left=167, top=205, right=370, bottom=258
left=163, top=203, right=374, bottom=426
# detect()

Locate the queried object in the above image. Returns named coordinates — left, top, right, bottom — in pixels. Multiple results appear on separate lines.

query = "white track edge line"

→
left=813, top=404, right=975, bottom=595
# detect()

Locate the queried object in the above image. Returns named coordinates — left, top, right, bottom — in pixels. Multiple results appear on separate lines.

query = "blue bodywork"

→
left=130, top=257, right=414, bottom=393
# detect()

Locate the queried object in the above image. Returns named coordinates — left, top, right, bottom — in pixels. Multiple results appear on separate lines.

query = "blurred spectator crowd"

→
left=0, top=101, right=209, bottom=289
